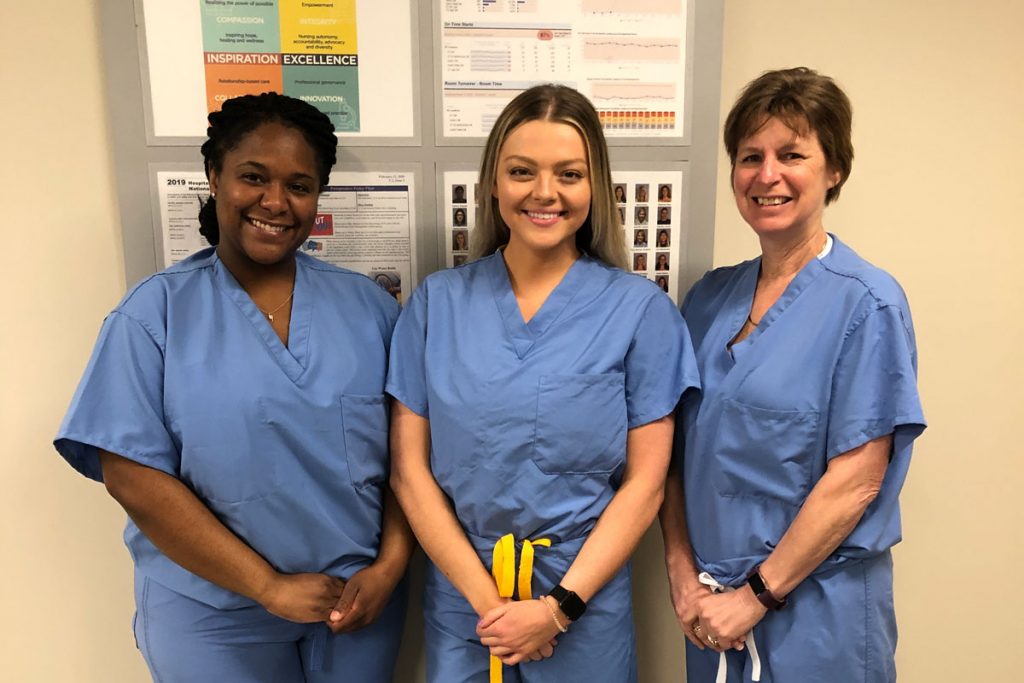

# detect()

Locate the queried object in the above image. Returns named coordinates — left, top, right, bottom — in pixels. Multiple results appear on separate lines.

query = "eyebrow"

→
left=501, top=154, right=588, bottom=167
left=236, top=160, right=317, bottom=181
left=738, top=138, right=809, bottom=154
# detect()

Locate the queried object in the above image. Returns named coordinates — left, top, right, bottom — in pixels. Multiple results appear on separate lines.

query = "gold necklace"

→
left=258, top=291, right=293, bottom=323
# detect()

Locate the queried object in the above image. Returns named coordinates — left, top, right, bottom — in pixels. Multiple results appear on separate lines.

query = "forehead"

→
left=224, top=121, right=318, bottom=168
left=500, top=119, right=587, bottom=158
left=739, top=115, right=819, bottom=148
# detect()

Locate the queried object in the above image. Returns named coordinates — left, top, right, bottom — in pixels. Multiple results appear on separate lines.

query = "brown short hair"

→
left=724, top=67, right=853, bottom=204
left=470, top=84, right=628, bottom=269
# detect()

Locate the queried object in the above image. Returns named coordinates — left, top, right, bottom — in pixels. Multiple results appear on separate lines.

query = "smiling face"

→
left=732, top=116, right=839, bottom=240
left=493, top=119, right=591, bottom=262
left=208, top=122, right=321, bottom=274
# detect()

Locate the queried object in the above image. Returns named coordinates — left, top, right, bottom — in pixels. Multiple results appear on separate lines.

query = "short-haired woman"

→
left=661, top=67, right=925, bottom=683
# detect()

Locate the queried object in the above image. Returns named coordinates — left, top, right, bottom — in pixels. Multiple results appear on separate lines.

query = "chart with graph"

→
left=439, top=0, right=689, bottom=139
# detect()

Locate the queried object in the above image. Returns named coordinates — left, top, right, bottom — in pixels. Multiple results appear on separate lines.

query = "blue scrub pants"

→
left=133, top=573, right=406, bottom=683
left=423, top=535, right=637, bottom=683
left=685, top=552, right=897, bottom=682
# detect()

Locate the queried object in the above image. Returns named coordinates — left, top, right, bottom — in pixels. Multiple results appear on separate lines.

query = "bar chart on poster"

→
left=439, top=0, right=690, bottom=139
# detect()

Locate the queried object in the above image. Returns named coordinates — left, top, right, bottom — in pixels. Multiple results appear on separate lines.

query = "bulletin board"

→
left=99, top=0, right=723, bottom=310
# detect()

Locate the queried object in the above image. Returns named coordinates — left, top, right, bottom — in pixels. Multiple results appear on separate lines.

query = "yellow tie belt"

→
left=489, top=533, right=551, bottom=683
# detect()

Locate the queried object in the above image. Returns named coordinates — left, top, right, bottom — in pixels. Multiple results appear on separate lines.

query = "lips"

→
left=246, top=215, right=293, bottom=234
left=754, top=196, right=791, bottom=206
left=522, top=209, right=566, bottom=226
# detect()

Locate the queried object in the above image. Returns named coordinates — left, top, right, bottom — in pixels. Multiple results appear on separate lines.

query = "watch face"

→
left=549, top=585, right=587, bottom=620
left=748, top=572, right=784, bottom=609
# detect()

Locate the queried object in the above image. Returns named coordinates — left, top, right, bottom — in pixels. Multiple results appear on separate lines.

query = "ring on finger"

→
left=692, top=622, right=702, bottom=633
left=707, top=634, right=720, bottom=647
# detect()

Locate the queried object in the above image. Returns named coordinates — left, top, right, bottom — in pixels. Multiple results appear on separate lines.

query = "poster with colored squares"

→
left=200, top=0, right=361, bottom=132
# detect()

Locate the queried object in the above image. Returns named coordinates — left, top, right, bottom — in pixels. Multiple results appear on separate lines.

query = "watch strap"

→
left=547, top=584, right=587, bottom=621
left=747, top=568, right=786, bottom=610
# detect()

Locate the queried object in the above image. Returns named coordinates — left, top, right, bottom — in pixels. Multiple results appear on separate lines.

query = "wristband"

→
left=541, top=596, right=569, bottom=633
left=747, top=567, right=786, bottom=610
left=547, top=584, right=587, bottom=621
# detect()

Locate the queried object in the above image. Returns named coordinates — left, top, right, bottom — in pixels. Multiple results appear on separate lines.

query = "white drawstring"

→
left=697, top=572, right=762, bottom=682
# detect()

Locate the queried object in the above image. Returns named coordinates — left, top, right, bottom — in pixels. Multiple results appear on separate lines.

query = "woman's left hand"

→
left=696, top=586, right=767, bottom=651
left=327, top=564, right=399, bottom=634
left=477, top=600, right=561, bottom=664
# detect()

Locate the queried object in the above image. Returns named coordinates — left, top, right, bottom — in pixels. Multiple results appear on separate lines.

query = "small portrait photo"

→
left=614, top=184, right=627, bottom=204
left=633, top=252, right=648, bottom=272
left=655, top=252, right=670, bottom=271
left=452, top=229, right=469, bottom=252
left=453, top=207, right=468, bottom=227
left=658, top=184, right=672, bottom=202
left=633, top=229, right=648, bottom=248
left=452, top=184, right=467, bottom=204
left=655, top=274, right=669, bottom=293
left=617, top=206, right=626, bottom=226
left=371, top=270, right=402, bottom=302
left=657, top=205, right=671, bottom=225
left=634, top=205, right=648, bottom=225
left=635, top=184, right=649, bottom=203
left=656, top=229, right=671, bottom=248
left=453, top=254, right=468, bottom=266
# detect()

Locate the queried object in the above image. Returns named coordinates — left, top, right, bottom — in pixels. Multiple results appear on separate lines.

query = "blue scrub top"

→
left=387, top=252, right=700, bottom=544
left=678, top=235, right=926, bottom=586
left=55, top=248, right=400, bottom=609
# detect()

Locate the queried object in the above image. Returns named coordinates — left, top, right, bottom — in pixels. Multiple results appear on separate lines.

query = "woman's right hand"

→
left=258, top=572, right=346, bottom=623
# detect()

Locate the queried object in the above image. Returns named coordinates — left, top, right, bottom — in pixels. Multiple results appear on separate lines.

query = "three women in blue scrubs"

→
left=55, top=93, right=412, bottom=682
left=661, top=68, right=925, bottom=681
left=387, top=85, right=699, bottom=681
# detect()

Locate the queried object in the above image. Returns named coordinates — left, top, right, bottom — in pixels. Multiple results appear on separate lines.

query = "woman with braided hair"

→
left=55, top=93, right=412, bottom=682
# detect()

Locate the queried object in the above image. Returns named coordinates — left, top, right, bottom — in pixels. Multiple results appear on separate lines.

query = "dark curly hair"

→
left=198, top=93, right=338, bottom=245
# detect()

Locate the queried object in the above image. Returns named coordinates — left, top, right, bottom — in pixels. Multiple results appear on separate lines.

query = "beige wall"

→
left=4, top=0, right=1021, bottom=680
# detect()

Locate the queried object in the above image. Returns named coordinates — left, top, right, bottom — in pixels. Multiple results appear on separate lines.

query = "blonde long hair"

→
left=470, top=85, right=628, bottom=270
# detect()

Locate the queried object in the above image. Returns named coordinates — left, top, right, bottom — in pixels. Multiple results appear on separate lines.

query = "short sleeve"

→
left=385, top=285, right=430, bottom=417
left=826, top=303, right=926, bottom=459
left=54, top=311, right=180, bottom=482
left=624, top=292, right=701, bottom=428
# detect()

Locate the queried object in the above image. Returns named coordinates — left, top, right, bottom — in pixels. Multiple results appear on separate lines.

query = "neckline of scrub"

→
left=727, top=253, right=826, bottom=364
left=488, top=251, right=591, bottom=360
left=212, top=252, right=312, bottom=383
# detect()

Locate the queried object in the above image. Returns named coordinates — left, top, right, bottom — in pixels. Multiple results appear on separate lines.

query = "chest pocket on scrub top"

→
left=714, top=398, right=819, bottom=502
left=533, top=373, right=627, bottom=474
left=340, top=394, right=389, bottom=490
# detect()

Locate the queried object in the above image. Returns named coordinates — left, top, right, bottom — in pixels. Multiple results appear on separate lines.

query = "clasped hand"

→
left=668, top=572, right=766, bottom=653
left=691, top=587, right=767, bottom=653
left=258, top=565, right=396, bottom=634
left=477, top=599, right=561, bottom=665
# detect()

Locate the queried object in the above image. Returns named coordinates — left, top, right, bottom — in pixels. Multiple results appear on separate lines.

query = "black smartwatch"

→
left=547, top=584, right=587, bottom=621
left=747, top=567, right=786, bottom=610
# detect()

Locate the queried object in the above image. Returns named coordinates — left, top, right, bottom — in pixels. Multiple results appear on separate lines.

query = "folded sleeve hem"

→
left=54, top=434, right=180, bottom=483
left=385, top=386, right=429, bottom=419
left=827, top=415, right=927, bottom=460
